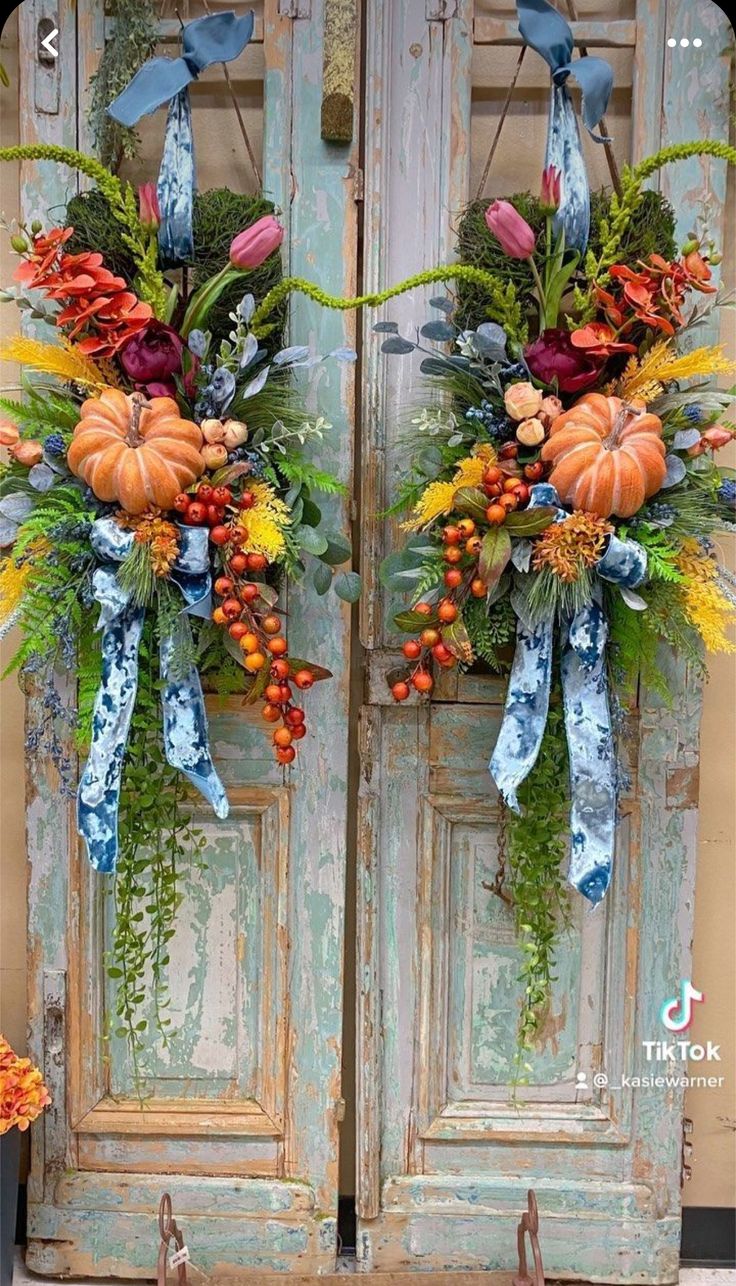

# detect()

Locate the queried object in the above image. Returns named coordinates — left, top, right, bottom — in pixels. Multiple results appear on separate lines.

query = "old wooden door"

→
left=20, top=0, right=357, bottom=1275
left=356, top=1, right=732, bottom=1281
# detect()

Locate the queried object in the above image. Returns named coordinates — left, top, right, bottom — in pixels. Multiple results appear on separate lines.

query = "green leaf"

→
left=442, top=616, right=473, bottom=663
left=295, top=524, right=328, bottom=556
left=504, top=506, right=557, bottom=536
left=394, top=607, right=440, bottom=632
left=313, top=561, right=333, bottom=596
left=320, top=530, right=352, bottom=566
left=478, top=527, right=512, bottom=587
left=287, top=657, right=332, bottom=682
left=334, top=570, right=362, bottom=602
left=453, top=486, right=489, bottom=522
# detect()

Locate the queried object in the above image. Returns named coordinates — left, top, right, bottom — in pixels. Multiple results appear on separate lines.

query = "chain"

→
left=483, top=797, right=514, bottom=907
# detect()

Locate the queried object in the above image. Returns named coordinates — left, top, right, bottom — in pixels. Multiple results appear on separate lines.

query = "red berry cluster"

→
left=174, top=482, right=260, bottom=549
left=391, top=460, right=547, bottom=704
left=212, top=568, right=314, bottom=766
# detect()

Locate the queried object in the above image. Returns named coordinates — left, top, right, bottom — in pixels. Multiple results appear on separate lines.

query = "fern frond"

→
left=275, top=455, right=345, bottom=494
left=0, top=336, right=106, bottom=389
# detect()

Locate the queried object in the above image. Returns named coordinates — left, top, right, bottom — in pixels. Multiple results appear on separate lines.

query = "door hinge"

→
left=353, top=167, right=364, bottom=204
left=681, top=1116, right=693, bottom=1186
left=426, top=0, right=460, bottom=18
left=278, top=0, right=311, bottom=17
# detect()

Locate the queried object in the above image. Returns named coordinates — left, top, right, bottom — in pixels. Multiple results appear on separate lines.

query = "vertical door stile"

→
left=264, top=0, right=360, bottom=1240
left=357, top=0, right=473, bottom=1265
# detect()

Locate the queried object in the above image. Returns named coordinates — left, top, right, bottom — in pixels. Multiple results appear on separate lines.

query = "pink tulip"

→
left=138, top=183, right=160, bottom=232
left=484, top=200, right=536, bottom=259
left=540, top=165, right=562, bottom=213
left=229, top=215, right=284, bottom=270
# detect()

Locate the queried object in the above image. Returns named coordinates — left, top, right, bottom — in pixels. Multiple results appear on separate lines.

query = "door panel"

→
left=22, top=0, right=358, bottom=1274
left=356, top=1, right=731, bottom=1280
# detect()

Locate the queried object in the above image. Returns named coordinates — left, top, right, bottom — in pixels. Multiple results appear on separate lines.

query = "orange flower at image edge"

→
left=0, top=1034, right=51, bottom=1134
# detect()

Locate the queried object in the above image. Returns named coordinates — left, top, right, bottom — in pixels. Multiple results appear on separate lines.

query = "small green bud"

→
left=681, top=238, right=699, bottom=256
left=10, top=234, right=28, bottom=254
left=709, top=253, right=723, bottom=266
left=30, top=220, right=42, bottom=235
left=0, top=289, right=15, bottom=303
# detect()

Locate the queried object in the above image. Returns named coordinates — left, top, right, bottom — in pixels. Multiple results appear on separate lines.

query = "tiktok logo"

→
left=660, top=980, right=704, bottom=1033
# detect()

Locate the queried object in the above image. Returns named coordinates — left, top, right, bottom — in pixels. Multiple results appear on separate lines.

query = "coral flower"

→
left=0, top=1035, right=51, bottom=1135
left=13, top=227, right=152, bottom=358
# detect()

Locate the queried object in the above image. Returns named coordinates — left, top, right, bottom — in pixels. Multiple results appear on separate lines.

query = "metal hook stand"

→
left=513, top=1189, right=545, bottom=1286
left=157, top=1193, right=188, bottom=1286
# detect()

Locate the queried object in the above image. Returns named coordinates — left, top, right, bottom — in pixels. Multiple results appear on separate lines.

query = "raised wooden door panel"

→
left=357, top=0, right=731, bottom=1280
left=22, top=0, right=357, bottom=1275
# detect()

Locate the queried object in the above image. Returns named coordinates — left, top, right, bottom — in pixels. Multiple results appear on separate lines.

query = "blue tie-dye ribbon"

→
left=490, top=485, right=647, bottom=906
left=517, top=0, right=613, bottom=253
left=77, top=518, right=229, bottom=874
left=107, top=11, right=255, bottom=265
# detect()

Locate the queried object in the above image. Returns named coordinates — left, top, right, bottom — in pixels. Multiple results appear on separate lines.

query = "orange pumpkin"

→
left=68, top=389, right=205, bottom=515
left=541, top=393, right=667, bottom=519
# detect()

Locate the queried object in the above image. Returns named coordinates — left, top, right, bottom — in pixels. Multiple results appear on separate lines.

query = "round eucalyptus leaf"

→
left=296, top=524, right=328, bottom=556
left=334, top=570, right=362, bottom=603
left=312, top=561, right=333, bottom=596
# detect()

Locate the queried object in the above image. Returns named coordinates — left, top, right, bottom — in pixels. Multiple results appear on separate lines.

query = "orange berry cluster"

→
left=174, top=483, right=263, bottom=550
left=212, top=568, right=313, bottom=765
left=390, top=461, right=546, bottom=704
left=390, top=598, right=460, bottom=701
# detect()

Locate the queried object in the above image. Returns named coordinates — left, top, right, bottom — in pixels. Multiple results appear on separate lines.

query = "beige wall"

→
left=1, top=0, right=734, bottom=1212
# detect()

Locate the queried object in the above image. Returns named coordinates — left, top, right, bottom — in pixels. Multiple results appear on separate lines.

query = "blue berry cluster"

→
left=718, top=479, right=736, bottom=509
left=465, top=402, right=515, bottom=442
left=227, top=447, right=265, bottom=476
left=43, top=432, right=66, bottom=457
left=682, top=404, right=703, bottom=424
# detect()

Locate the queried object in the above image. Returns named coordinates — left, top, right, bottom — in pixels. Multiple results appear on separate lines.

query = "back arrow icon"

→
left=41, top=28, right=59, bottom=58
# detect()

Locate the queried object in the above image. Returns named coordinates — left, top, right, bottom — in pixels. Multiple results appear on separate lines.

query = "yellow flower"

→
left=676, top=540, right=736, bottom=653
left=0, top=335, right=107, bottom=389
left=401, top=448, right=497, bottom=531
left=238, top=480, right=290, bottom=561
left=0, top=555, right=32, bottom=632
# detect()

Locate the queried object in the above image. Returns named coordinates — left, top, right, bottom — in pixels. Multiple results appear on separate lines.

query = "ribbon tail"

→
left=546, top=83, right=590, bottom=255
left=560, top=610, right=615, bottom=906
left=159, top=619, right=229, bottom=820
left=490, top=618, right=554, bottom=810
left=157, top=88, right=195, bottom=267
left=77, top=606, right=145, bottom=874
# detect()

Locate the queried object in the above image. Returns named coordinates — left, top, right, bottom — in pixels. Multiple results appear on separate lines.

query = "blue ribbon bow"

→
left=107, top=11, right=255, bottom=265
left=77, top=518, right=229, bottom=873
left=517, top=0, right=613, bottom=253
left=490, top=485, right=647, bottom=906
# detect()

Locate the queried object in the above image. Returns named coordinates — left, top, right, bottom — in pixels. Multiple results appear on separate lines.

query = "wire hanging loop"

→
left=513, top=1189, right=546, bottom=1286
left=157, top=1193, right=188, bottom=1286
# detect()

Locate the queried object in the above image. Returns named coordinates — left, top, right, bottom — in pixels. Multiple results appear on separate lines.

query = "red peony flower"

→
left=524, top=328, right=604, bottom=394
left=119, top=321, right=184, bottom=394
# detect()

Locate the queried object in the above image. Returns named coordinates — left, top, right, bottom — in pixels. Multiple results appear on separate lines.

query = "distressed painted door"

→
left=20, top=0, right=357, bottom=1274
left=356, top=1, right=732, bottom=1281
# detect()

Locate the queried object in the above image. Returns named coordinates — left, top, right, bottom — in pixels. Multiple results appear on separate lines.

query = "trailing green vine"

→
left=0, top=144, right=167, bottom=316
left=106, top=619, right=207, bottom=1087
left=88, top=0, right=159, bottom=172
left=250, top=266, right=527, bottom=345
left=505, top=699, right=570, bottom=1071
